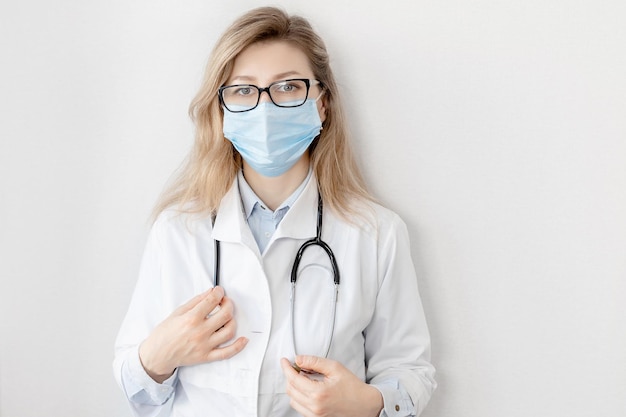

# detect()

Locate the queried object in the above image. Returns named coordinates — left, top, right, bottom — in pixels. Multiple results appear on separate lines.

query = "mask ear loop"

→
left=313, top=82, right=327, bottom=130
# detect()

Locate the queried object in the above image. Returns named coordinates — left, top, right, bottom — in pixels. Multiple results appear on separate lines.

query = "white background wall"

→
left=1, top=0, right=624, bottom=416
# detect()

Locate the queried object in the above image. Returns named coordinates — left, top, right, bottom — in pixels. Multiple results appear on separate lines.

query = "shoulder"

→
left=370, top=201, right=406, bottom=228
left=328, top=198, right=408, bottom=242
left=368, top=201, right=410, bottom=246
left=151, top=207, right=213, bottom=242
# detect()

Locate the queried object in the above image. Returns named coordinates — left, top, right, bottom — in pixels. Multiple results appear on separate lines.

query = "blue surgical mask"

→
left=222, top=99, right=322, bottom=177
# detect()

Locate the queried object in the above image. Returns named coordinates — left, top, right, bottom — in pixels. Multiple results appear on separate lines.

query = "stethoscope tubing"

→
left=213, top=192, right=340, bottom=359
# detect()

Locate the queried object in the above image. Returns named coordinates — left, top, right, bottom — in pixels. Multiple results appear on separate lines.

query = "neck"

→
left=242, top=154, right=310, bottom=211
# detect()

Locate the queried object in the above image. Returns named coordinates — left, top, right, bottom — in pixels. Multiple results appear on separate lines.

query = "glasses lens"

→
left=269, top=80, right=309, bottom=107
left=221, top=85, right=259, bottom=112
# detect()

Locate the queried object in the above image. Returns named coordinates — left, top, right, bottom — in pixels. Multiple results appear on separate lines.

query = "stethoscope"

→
left=212, top=193, right=340, bottom=360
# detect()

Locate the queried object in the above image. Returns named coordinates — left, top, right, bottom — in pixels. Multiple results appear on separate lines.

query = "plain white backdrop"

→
left=1, top=1, right=625, bottom=416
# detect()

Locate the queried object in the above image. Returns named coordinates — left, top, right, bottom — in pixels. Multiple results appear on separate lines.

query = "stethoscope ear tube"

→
left=214, top=236, right=221, bottom=287
left=289, top=193, right=340, bottom=359
left=212, top=211, right=221, bottom=287
left=290, top=194, right=340, bottom=285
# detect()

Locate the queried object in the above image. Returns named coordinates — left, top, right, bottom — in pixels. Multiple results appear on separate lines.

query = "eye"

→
left=233, top=86, right=254, bottom=96
left=278, top=83, right=296, bottom=92
left=272, top=80, right=306, bottom=95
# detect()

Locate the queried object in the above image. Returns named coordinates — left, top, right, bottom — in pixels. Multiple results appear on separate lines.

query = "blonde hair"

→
left=154, top=7, right=373, bottom=219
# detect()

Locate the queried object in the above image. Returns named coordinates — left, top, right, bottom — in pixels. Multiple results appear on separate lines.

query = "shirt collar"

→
left=237, top=167, right=313, bottom=220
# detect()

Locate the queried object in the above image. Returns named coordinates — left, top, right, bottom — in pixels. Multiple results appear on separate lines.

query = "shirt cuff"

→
left=123, top=346, right=178, bottom=405
left=372, top=379, right=415, bottom=417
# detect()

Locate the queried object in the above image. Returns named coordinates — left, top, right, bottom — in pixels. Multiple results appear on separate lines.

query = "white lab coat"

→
left=114, top=175, right=436, bottom=417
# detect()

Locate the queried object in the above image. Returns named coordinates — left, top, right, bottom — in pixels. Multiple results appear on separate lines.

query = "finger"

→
left=281, top=357, right=317, bottom=382
left=280, top=358, right=322, bottom=395
left=281, top=367, right=322, bottom=417
left=280, top=357, right=299, bottom=378
left=287, top=397, right=315, bottom=417
left=216, top=295, right=234, bottom=317
left=190, top=286, right=225, bottom=317
left=280, top=359, right=311, bottom=407
left=205, top=295, right=235, bottom=329
left=172, top=290, right=211, bottom=316
left=294, top=355, right=334, bottom=377
left=207, top=317, right=237, bottom=346
left=205, top=337, right=248, bottom=362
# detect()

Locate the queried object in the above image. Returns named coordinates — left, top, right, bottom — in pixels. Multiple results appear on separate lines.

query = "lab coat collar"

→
left=212, top=173, right=319, bottom=247
left=211, top=179, right=254, bottom=250
left=271, top=172, right=318, bottom=241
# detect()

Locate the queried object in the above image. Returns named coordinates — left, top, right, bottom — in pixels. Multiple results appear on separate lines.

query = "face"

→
left=226, top=40, right=326, bottom=122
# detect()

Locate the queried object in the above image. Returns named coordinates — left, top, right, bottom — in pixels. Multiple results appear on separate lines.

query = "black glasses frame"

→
left=218, top=78, right=322, bottom=113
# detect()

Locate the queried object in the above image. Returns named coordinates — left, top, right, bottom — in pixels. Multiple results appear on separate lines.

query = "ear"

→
left=317, top=95, right=327, bottom=123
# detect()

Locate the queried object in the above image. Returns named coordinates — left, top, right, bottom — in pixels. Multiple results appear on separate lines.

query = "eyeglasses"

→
left=218, top=78, right=322, bottom=113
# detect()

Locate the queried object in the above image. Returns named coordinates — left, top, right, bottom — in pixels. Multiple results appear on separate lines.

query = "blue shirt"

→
left=237, top=168, right=313, bottom=253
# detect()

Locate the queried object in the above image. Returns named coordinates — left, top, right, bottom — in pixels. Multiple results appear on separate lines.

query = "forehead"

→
left=228, top=40, right=314, bottom=84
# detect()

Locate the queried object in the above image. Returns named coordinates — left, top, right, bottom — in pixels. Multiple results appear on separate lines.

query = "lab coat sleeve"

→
left=372, top=378, right=416, bottom=417
left=364, top=212, right=437, bottom=416
left=113, top=217, right=178, bottom=416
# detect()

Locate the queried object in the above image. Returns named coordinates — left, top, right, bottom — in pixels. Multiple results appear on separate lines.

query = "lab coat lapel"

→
left=212, top=179, right=258, bottom=254
left=271, top=173, right=318, bottom=241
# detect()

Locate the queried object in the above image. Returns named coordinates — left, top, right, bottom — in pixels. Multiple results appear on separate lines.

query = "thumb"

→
left=294, top=355, right=335, bottom=376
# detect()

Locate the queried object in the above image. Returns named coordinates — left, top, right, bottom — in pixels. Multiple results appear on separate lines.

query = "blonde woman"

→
left=114, top=7, right=436, bottom=417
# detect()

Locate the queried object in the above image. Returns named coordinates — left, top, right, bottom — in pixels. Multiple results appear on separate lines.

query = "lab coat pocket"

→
left=178, top=360, right=255, bottom=395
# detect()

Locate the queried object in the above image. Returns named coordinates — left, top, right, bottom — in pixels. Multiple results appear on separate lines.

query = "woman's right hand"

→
left=138, top=286, right=248, bottom=383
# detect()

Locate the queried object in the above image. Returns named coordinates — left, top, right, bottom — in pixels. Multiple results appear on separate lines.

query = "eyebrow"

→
left=230, top=71, right=305, bottom=83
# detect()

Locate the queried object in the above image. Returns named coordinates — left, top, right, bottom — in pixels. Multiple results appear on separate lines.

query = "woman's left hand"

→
left=280, top=355, right=383, bottom=417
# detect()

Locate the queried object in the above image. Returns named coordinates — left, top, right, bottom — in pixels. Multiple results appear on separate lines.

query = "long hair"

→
left=154, top=7, right=373, bottom=220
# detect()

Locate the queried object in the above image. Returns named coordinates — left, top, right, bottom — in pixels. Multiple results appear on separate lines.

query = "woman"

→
left=114, top=7, right=436, bottom=417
